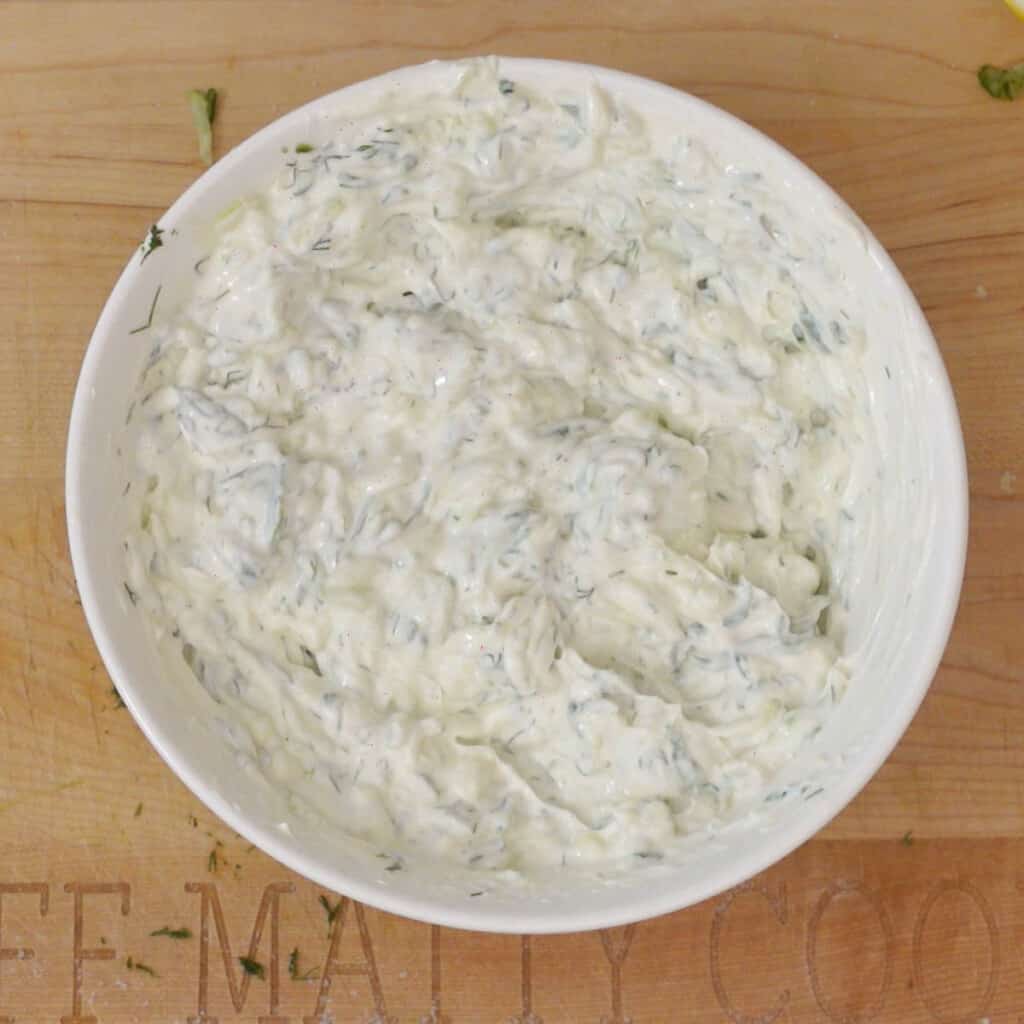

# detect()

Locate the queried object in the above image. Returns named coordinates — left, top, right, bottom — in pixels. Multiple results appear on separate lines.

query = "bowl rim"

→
left=65, top=55, right=969, bottom=934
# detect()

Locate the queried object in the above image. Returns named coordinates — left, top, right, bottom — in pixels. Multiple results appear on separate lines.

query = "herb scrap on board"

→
left=239, top=955, right=265, bottom=979
left=288, top=946, right=320, bottom=981
left=978, top=61, right=1024, bottom=100
left=318, top=893, right=342, bottom=935
left=125, top=956, right=157, bottom=977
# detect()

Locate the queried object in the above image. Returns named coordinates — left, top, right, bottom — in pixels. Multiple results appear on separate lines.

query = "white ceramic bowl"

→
left=66, top=58, right=967, bottom=934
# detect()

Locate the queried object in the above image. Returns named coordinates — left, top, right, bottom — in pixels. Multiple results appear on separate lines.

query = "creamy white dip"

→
left=126, top=59, right=869, bottom=871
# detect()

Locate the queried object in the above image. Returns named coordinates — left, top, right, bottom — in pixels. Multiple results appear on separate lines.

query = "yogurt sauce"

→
left=126, top=59, right=870, bottom=871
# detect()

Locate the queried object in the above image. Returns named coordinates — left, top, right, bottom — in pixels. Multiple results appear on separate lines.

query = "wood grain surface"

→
left=2, top=1, right=1023, bottom=1020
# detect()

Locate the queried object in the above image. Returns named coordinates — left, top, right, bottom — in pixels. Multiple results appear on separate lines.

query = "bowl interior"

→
left=66, top=57, right=967, bottom=933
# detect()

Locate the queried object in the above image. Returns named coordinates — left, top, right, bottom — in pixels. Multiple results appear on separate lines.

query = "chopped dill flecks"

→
left=238, top=955, right=265, bottom=979
left=126, top=956, right=157, bottom=977
left=318, top=892, right=342, bottom=934
left=140, top=224, right=164, bottom=264
left=288, top=947, right=319, bottom=980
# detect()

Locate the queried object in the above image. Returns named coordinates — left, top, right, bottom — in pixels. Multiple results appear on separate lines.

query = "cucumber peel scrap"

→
left=187, top=88, right=218, bottom=164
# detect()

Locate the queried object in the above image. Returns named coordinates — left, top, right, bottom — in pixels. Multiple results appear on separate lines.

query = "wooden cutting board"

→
left=2, top=1, right=1022, bottom=1020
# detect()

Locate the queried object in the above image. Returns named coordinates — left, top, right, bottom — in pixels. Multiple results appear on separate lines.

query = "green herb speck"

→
left=239, top=955, right=265, bottom=979
left=978, top=62, right=1024, bottom=100
left=319, top=893, right=341, bottom=934
left=126, top=956, right=157, bottom=977
left=151, top=926, right=192, bottom=939
left=288, top=946, right=319, bottom=981
left=296, top=143, right=314, bottom=153
left=140, top=224, right=165, bottom=264
left=300, top=645, right=322, bottom=676
left=901, top=830, right=914, bottom=847
left=493, top=211, right=525, bottom=230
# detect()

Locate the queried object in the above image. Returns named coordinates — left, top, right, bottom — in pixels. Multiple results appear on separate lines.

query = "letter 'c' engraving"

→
left=710, top=882, right=789, bottom=1024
